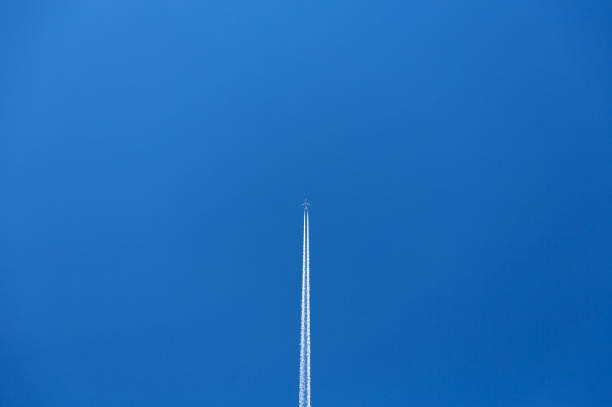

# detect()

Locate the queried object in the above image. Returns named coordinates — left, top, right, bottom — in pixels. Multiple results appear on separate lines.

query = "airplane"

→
left=301, top=199, right=311, bottom=210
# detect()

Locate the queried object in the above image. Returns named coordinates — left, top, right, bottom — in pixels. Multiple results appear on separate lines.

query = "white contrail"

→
left=299, top=212, right=307, bottom=407
left=305, top=210, right=311, bottom=407
left=299, top=207, right=312, bottom=407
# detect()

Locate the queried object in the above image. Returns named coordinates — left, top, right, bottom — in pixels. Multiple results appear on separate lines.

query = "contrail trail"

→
left=299, top=202, right=311, bottom=407
left=299, top=212, right=307, bottom=407
left=305, top=210, right=311, bottom=407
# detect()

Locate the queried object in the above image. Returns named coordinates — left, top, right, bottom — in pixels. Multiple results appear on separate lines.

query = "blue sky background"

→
left=2, top=1, right=611, bottom=406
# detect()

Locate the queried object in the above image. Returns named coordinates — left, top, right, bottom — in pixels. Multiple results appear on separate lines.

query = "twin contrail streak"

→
left=299, top=206, right=311, bottom=407
left=299, top=212, right=307, bottom=407
left=306, top=211, right=311, bottom=407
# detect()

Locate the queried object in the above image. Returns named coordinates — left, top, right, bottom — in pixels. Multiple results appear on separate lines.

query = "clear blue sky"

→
left=2, top=1, right=611, bottom=406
